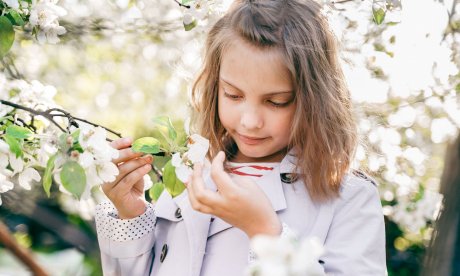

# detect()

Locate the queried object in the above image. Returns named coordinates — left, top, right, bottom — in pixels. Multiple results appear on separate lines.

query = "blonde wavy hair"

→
left=191, top=0, right=357, bottom=201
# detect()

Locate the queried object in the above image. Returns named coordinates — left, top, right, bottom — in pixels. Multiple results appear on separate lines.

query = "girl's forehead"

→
left=220, top=38, right=293, bottom=91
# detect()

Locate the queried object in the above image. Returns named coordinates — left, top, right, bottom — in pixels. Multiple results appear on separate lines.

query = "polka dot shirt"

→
left=95, top=201, right=156, bottom=242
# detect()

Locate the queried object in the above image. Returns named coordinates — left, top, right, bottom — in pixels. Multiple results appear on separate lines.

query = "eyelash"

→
left=223, top=91, right=289, bottom=108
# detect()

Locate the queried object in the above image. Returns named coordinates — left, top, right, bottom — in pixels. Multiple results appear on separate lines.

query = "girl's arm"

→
left=95, top=201, right=156, bottom=276
left=95, top=138, right=157, bottom=275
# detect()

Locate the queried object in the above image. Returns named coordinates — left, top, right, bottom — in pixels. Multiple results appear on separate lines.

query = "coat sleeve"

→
left=322, top=175, right=387, bottom=275
left=95, top=201, right=156, bottom=276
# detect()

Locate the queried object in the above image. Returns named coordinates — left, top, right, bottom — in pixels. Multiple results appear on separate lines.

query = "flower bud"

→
left=66, top=136, right=73, bottom=145
left=71, top=150, right=80, bottom=159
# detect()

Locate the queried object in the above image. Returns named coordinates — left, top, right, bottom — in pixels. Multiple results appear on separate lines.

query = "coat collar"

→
left=279, top=148, right=301, bottom=174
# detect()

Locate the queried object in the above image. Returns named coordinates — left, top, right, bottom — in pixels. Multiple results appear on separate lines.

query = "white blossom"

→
left=78, top=124, right=118, bottom=162
left=143, top=174, right=153, bottom=190
left=247, top=233, right=325, bottom=276
left=37, top=23, right=66, bottom=44
left=4, top=0, right=20, bottom=10
left=9, top=153, right=25, bottom=174
left=0, top=173, right=14, bottom=206
left=186, top=134, right=209, bottom=163
left=171, top=134, right=209, bottom=183
left=18, top=167, right=41, bottom=190
left=97, top=161, right=119, bottom=183
left=29, top=0, right=67, bottom=44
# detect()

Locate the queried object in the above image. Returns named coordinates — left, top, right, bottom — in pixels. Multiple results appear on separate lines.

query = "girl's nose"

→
left=240, top=108, right=263, bottom=130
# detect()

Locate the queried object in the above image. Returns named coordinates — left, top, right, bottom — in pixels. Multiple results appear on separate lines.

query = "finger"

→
left=103, top=155, right=153, bottom=191
left=187, top=179, right=214, bottom=214
left=112, top=147, right=144, bottom=165
left=190, top=163, right=220, bottom=206
left=110, top=163, right=152, bottom=196
left=110, top=137, right=133, bottom=150
left=210, top=151, right=235, bottom=193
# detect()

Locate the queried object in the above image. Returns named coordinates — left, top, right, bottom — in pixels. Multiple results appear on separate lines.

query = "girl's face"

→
left=218, top=38, right=295, bottom=163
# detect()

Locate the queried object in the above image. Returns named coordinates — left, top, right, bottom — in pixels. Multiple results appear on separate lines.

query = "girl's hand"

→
left=187, top=151, right=281, bottom=239
left=101, top=137, right=153, bottom=219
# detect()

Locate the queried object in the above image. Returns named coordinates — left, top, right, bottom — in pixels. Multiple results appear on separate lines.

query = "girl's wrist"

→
left=246, top=216, right=282, bottom=239
left=117, top=202, right=148, bottom=219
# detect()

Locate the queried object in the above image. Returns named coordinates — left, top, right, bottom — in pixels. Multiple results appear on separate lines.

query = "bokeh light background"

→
left=1, top=0, right=459, bottom=275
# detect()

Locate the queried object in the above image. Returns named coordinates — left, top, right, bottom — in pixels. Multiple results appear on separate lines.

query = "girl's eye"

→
left=268, top=100, right=290, bottom=107
left=224, top=92, right=242, bottom=100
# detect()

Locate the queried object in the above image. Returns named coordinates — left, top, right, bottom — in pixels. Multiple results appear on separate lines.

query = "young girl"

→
left=95, top=0, right=386, bottom=275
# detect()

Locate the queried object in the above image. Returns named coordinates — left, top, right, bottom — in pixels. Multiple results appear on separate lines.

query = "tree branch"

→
left=0, top=100, right=123, bottom=141
left=0, top=220, right=49, bottom=276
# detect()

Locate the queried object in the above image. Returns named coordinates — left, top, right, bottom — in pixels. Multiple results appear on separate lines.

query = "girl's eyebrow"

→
left=219, top=77, right=293, bottom=96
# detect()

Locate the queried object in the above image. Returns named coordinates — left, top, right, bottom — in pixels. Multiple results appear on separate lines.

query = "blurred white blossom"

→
left=391, top=191, right=443, bottom=233
left=29, top=0, right=67, bottom=44
left=4, top=0, right=20, bottom=10
left=247, top=233, right=325, bottom=276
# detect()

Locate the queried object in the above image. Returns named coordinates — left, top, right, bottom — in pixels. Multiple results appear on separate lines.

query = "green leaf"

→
left=132, top=137, right=161, bottom=154
left=6, top=125, right=32, bottom=139
left=71, top=129, right=80, bottom=142
left=373, top=8, right=386, bottom=25
left=60, top=161, right=86, bottom=199
left=4, top=134, right=22, bottom=157
left=0, top=16, right=15, bottom=57
left=6, top=11, right=25, bottom=26
left=153, top=116, right=177, bottom=141
left=70, top=129, right=84, bottom=153
left=43, top=154, right=57, bottom=197
left=184, top=20, right=197, bottom=31
left=149, top=182, right=165, bottom=202
left=163, top=160, right=185, bottom=197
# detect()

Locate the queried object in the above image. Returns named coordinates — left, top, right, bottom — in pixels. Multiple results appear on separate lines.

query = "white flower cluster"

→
left=390, top=191, right=443, bottom=233
left=171, top=133, right=209, bottom=182
left=0, top=74, right=122, bottom=204
left=247, top=233, right=326, bottom=276
left=2, top=0, right=67, bottom=44
left=55, top=123, right=119, bottom=199
left=29, top=0, right=67, bottom=44
left=0, top=74, right=59, bottom=205
left=0, top=139, right=41, bottom=205
left=0, top=74, right=58, bottom=119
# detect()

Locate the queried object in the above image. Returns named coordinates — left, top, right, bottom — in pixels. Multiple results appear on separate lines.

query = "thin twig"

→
left=332, top=0, right=358, bottom=4
left=173, top=0, right=190, bottom=9
left=443, top=0, right=459, bottom=41
left=151, top=164, right=164, bottom=182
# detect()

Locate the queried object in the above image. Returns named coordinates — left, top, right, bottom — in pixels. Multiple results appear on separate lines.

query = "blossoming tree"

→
left=1, top=0, right=459, bottom=275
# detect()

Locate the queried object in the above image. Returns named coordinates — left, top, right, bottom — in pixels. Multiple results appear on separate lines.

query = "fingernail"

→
left=144, top=155, right=153, bottom=162
left=123, top=137, right=132, bottom=144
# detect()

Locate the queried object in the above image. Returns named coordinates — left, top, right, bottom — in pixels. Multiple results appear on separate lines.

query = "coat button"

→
left=280, top=173, right=296, bottom=184
left=175, top=208, right=182, bottom=219
left=160, top=244, right=168, bottom=263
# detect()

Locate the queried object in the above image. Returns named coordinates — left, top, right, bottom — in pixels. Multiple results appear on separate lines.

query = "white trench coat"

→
left=96, top=153, right=387, bottom=276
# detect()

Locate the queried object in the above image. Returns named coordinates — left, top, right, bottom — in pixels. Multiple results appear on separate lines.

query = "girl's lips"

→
left=237, top=133, right=267, bottom=145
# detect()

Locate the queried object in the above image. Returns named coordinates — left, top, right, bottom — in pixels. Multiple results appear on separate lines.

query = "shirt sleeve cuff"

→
left=95, top=201, right=156, bottom=242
